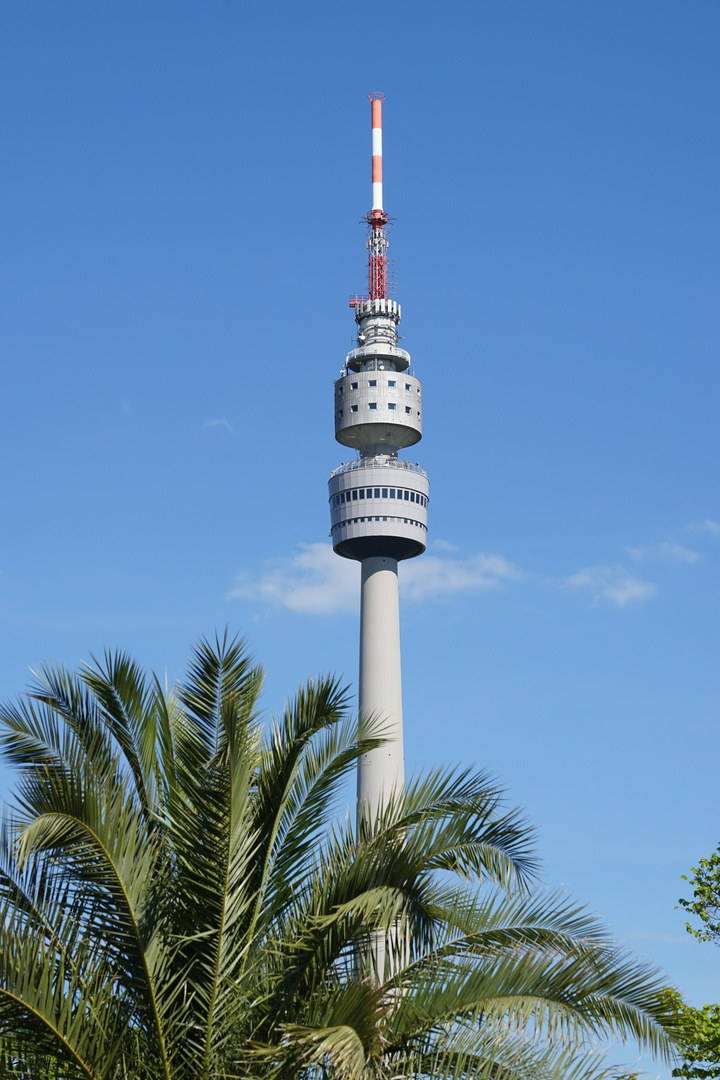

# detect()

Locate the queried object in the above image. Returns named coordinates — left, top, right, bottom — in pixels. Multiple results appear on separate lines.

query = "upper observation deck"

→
left=334, top=369, right=422, bottom=453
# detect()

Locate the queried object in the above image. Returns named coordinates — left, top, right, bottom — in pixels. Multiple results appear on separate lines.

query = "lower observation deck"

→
left=328, top=456, right=429, bottom=562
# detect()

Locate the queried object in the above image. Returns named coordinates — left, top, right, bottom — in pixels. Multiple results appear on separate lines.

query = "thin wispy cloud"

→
left=430, top=538, right=460, bottom=553
left=565, top=564, right=657, bottom=608
left=626, top=929, right=688, bottom=944
left=625, top=542, right=700, bottom=565
left=229, top=543, right=523, bottom=615
left=402, top=552, right=522, bottom=601
left=230, top=526, right=704, bottom=617
left=203, top=418, right=234, bottom=432
left=687, top=518, right=720, bottom=537
left=230, top=544, right=358, bottom=614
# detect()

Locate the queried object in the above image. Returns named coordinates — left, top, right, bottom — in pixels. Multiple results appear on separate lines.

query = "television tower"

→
left=328, top=93, right=428, bottom=822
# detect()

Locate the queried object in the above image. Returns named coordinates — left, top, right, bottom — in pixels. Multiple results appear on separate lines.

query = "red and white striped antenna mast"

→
left=347, top=92, right=391, bottom=308
left=366, top=92, right=389, bottom=301
left=368, top=91, right=387, bottom=226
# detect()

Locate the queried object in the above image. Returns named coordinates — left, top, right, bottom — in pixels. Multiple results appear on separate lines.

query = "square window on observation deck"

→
left=351, top=404, right=358, bottom=412
left=369, top=403, right=377, bottom=410
left=388, top=380, right=396, bottom=387
left=369, top=379, right=377, bottom=386
left=388, top=403, right=396, bottom=410
left=351, top=382, right=358, bottom=389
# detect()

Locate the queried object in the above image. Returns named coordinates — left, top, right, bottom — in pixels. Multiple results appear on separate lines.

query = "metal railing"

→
left=346, top=344, right=410, bottom=365
left=331, top=456, right=427, bottom=478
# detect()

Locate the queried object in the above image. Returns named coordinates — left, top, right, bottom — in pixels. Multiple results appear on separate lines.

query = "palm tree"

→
left=0, top=633, right=676, bottom=1080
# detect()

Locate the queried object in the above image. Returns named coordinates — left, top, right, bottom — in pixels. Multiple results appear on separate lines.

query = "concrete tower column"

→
left=327, top=94, right=428, bottom=847
left=357, top=556, right=404, bottom=818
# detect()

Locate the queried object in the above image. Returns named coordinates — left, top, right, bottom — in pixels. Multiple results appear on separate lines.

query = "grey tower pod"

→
left=329, top=301, right=429, bottom=563
left=327, top=274, right=429, bottom=824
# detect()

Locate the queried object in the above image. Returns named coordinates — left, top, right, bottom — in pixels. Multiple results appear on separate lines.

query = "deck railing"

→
left=331, top=456, right=427, bottom=479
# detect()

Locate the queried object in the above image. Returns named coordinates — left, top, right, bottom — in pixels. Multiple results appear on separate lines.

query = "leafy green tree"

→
left=0, top=634, right=677, bottom=1080
left=661, top=989, right=720, bottom=1079
left=679, top=848, right=720, bottom=946
left=665, top=847, right=720, bottom=1079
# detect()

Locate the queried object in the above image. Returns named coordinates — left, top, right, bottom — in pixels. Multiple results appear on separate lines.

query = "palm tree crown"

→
left=0, top=633, right=676, bottom=1080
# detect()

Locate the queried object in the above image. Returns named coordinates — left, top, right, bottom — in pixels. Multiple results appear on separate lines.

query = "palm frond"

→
left=80, top=649, right=170, bottom=818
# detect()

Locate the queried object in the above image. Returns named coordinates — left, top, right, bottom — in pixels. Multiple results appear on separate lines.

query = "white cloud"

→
left=429, top=538, right=460, bottom=553
left=229, top=543, right=523, bottom=615
left=229, top=544, right=358, bottom=615
left=402, top=552, right=522, bottom=601
left=565, top=564, right=656, bottom=608
left=687, top=519, right=720, bottom=537
left=203, top=418, right=234, bottom=432
left=625, top=542, right=700, bottom=564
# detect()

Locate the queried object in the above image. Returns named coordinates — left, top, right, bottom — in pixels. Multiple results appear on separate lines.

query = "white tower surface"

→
left=328, top=94, right=429, bottom=824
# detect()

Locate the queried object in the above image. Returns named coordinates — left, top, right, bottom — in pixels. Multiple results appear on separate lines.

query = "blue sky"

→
left=1, top=1, right=718, bottom=1073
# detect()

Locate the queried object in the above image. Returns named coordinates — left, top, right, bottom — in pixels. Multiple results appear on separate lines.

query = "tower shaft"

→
left=357, top=557, right=404, bottom=815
